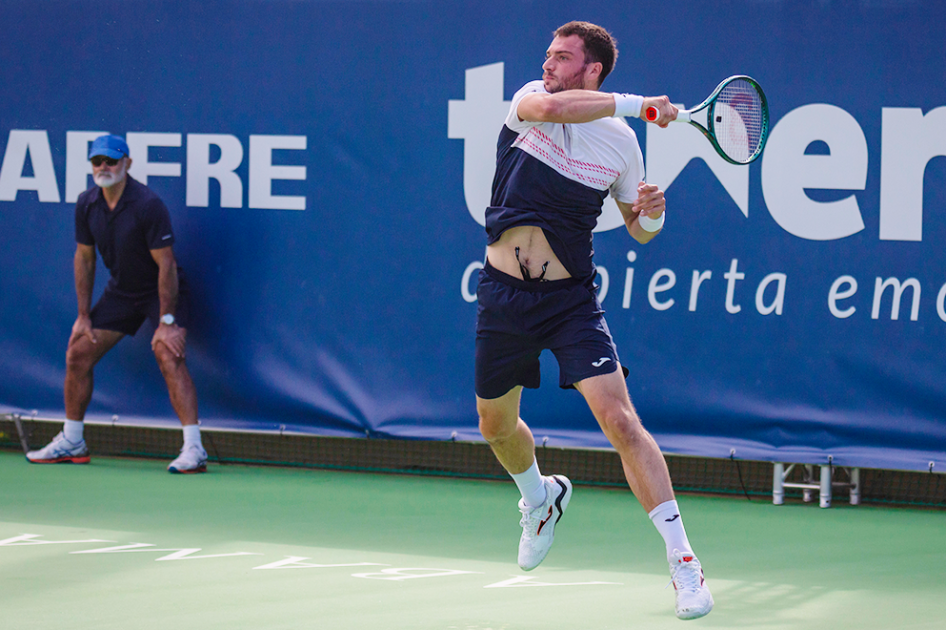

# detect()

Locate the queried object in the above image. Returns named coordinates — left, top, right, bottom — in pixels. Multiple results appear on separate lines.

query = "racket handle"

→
left=645, top=106, right=688, bottom=123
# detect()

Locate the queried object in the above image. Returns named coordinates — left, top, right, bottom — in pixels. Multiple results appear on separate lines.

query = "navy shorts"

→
left=474, top=261, right=627, bottom=400
left=90, top=285, right=191, bottom=336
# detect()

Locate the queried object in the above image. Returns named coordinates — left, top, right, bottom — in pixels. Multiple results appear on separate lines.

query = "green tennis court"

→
left=1, top=450, right=942, bottom=629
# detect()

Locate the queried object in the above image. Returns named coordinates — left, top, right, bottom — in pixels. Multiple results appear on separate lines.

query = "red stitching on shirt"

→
left=514, top=127, right=619, bottom=189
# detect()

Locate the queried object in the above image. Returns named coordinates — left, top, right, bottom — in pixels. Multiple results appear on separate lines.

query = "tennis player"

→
left=475, top=21, right=713, bottom=619
left=26, top=134, right=208, bottom=474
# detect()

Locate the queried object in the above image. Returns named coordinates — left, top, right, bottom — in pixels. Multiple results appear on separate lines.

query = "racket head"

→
left=706, top=75, right=769, bottom=165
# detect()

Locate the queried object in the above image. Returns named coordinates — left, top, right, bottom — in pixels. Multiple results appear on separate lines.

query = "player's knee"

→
left=477, top=408, right=514, bottom=442
left=153, top=345, right=183, bottom=373
left=65, top=344, right=94, bottom=373
left=478, top=415, right=500, bottom=441
left=599, top=406, right=646, bottom=442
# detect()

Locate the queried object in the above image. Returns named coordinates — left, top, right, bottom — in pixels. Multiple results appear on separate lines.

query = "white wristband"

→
left=612, top=93, right=644, bottom=118
left=638, top=211, right=665, bottom=233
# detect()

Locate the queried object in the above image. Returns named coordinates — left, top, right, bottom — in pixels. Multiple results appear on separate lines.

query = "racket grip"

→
left=646, top=107, right=688, bottom=123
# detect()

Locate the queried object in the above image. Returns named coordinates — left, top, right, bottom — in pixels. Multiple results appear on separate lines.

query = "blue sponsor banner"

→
left=1, top=1, right=944, bottom=471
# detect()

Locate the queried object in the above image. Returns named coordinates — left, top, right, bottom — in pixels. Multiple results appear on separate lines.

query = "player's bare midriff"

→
left=486, top=225, right=571, bottom=281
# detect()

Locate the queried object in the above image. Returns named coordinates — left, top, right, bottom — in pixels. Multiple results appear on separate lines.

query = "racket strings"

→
left=715, top=80, right=765, bottom=163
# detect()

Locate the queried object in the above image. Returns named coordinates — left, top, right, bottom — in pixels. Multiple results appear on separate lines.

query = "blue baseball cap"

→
left=88, top=134, right=130, bottom=160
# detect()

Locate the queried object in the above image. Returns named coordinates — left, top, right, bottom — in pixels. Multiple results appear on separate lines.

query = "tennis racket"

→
left=645, top=75, right=769, bottom=165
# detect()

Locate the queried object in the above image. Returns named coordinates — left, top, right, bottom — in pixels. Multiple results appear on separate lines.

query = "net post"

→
left=819, top=464, right=832, bottom=508
left=849, top=468, right=861, bottom=505
left=772, top=462, right=785, bottom=505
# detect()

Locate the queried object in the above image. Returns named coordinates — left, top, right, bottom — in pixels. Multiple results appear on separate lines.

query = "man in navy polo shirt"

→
left=26, top=134, right=208, bottom=474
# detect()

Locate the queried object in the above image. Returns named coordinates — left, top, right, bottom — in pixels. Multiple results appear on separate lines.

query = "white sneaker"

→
left=26, top=432, right=90, bottom=464
left=669, top=549, right=714, bottom=620
left=167, top=445, right=208, bottom=474
left=517, top=474, right=572, bottom=571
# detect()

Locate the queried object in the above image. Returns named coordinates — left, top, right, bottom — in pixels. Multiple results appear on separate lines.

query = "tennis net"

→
left=3, top=414, right=943, bottom=508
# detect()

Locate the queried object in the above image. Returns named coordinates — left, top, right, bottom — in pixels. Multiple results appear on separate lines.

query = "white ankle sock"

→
left=648, top=500, right=694, bottom=561
left=182, top=424, right=202, bottom=449
left=510, top=459, right=547, bottom=508
left=63, top=419, right=84, bottom=443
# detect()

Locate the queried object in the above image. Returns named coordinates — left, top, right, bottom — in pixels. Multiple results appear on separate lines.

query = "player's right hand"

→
left=70, top=316, right=97, bottom=346
left=642, top=96, right=677, bottom=128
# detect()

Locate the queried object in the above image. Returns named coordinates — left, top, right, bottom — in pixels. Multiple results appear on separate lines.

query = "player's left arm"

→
left=150, top=246, right=186, bottom=358
left=617, top=182, right=665, bottom=244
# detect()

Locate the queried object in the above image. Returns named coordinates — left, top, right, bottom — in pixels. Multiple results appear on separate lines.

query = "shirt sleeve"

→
left=74, top=197, right=94, bottom=246
left=504, top=80, right=548, bottom=134
left=142, top=197, right=175, bottom=250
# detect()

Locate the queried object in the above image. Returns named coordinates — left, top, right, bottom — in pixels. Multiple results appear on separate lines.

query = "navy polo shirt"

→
left=485, top=81, right=644, bottom=282
left=75, top=176, right=181, bottom=297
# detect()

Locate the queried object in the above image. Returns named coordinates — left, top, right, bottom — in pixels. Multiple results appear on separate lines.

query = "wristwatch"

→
left=160, top=314, right=176, bottom=326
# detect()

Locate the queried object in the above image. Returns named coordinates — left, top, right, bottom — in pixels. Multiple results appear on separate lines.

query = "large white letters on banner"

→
left=879, top=106, right=946, bottom=241
left=0, top=131, right=308, bottom=210
left=448, top=67, right=943, bottom=244
left=127, top=132, right=183, bottom=186
left=249, top=134, right=307, bottom=210
left=187, top=133, right=244, bottom=208
left=761, top=104, right=868, bottom=240
left=0, top=130, right=61, bottom=202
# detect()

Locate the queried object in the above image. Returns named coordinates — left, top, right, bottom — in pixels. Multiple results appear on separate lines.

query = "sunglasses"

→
left=90, top=156, right=121, bottom=167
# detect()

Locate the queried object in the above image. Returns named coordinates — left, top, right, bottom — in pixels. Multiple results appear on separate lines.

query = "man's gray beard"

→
left=93, top=166, right=126, bottom=189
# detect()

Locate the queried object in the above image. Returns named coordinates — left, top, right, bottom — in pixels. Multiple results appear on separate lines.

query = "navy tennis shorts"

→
left=474, top=261, right=627, bottom=400
left=90, top=285, right=191, bottom=336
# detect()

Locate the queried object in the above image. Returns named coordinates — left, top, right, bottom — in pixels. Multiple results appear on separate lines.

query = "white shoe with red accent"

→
left=26, top=432, right=90, bottom=464
left=517, top=474, right=572, bottom=571
left=167, top=445, right=208, bottom=474
left=669, top=549, right=714, bottom=620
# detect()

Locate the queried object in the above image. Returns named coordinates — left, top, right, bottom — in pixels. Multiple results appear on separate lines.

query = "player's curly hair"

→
left=553, top=21, right=618, bottom=88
